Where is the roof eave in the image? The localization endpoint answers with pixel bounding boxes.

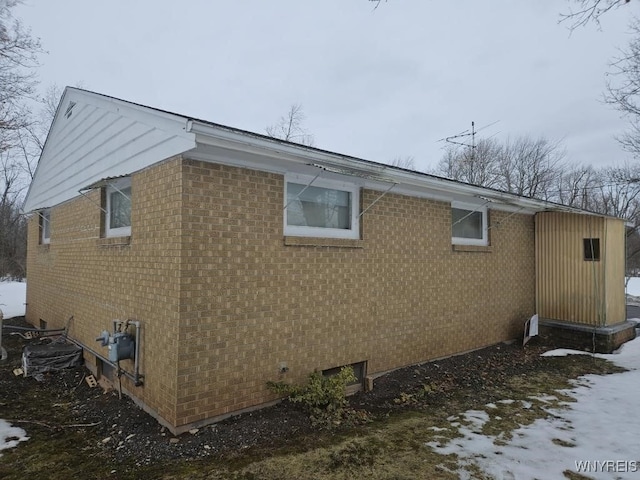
[187,119,598,216]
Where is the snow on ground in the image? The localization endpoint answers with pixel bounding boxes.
[0,280,26,319]
[626,277,640,297]
[0,420,28,457]
[0,280,27,455]
[428,338,640,479]
[2,278,639,470]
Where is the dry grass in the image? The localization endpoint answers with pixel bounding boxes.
[0,342,623,480]
[162,355,621,480]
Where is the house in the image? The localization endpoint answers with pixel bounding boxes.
[23,87,635,434]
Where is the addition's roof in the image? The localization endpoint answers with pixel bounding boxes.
[22,87,613,218]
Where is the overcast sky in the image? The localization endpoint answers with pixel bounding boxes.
[15,0,636,172]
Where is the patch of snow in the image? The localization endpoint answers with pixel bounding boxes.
[428,426,448,432]
[541,348,593,358]
[626,277,640,297]
[428,336,640,479]
[461,410,489,432]
[527,395,558,404]
[0,281,28,455]
[0,280,26,319]
[0,420,29,456]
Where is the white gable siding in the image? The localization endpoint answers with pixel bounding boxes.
[23,88,196,212]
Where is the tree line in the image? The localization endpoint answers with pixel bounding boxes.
[434,135,640,274]
[3,0,640,279]
[0,1,57,279]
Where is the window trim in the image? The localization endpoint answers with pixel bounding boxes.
[451,201,488,246]
[105,178,132,238]
[284,174,360,240]
[40,209,51,245]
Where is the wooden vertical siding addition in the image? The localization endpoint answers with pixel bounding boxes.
[536,212,625,326]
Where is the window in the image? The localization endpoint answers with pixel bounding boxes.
[584,238,600,261]
[323,361,366,394]
[40,209,51,244]
[284,174,360,239]
[451,202,488,246]
[105,178,131,237]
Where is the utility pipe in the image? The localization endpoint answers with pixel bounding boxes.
[66,334,144,386]
[112,319,143,386]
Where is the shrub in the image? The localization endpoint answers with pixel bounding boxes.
[267,366,357,427]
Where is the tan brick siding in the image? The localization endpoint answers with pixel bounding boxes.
[27,157,536,430]
[175,159,535,427]
[26,156,184,426]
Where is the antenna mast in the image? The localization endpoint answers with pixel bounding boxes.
[438,120,500,160]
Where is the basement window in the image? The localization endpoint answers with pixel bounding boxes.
[451,202,488,246]
[584,238,600,261]
[284,174,360,239]
[105,178,132,237]
[322,361,366,394]
[40,209,51,244]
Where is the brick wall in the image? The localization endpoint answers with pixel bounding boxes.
[26,156,536,431]
[175,159,536,427]
[26,156,184,426]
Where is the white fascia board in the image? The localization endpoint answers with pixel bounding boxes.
[188,120,590,216]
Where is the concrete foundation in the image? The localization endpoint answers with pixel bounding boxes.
[538,319,637,354]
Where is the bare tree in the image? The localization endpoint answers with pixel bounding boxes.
[0,0,43,279]
[13,83,63,180]
[0,148,28,279]
[435,138,502,188]
[389,155,416,170]
[591,163,640,218]
[0,0,43,153]
[496,137,566,200]
[436,135,567,201]
[265,103,315,146]
[560,0,632,30]
[554,164,598,210]
[626,225,640,275]
[600,20,640,159]
[370,0,633,25]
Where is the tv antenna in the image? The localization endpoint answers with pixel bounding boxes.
[438,120,500,160]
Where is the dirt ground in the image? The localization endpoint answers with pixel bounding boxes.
[0,317,624,479]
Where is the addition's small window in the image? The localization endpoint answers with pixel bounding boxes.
[451,202,488,246]
[105,178,131,237]
[40,209,51,244]
[584,238,600,261]
[284,174,360,239]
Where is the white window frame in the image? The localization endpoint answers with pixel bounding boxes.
[284,173,360,240]
[40,209,51,245]
[105,178,132,238]
[451,201,488,246]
